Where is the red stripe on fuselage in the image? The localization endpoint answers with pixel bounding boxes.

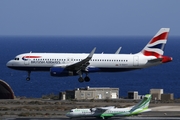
[150,32,168,44]
[24,56,41,58]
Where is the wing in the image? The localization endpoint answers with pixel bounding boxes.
[53,47,96,72]
[66,47,96,71]
[94,106,115,111]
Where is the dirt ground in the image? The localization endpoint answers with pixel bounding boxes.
[0,98,180,118]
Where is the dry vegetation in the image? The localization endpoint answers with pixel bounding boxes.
[0,94,179,117]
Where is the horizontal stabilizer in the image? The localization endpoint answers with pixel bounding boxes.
[148,58,162,63]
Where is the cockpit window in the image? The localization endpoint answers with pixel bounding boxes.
[70,110,73,112]
[14,58,19,60]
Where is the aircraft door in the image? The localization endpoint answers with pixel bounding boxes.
[24,56,31,65]
[24,59,31,65]
[133,56,139,66]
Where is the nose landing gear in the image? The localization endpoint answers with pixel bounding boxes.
[26,71,31,81]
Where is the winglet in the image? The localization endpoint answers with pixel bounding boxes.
[88,47,96,58]
[115,47,122,54]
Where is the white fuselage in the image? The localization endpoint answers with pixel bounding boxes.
[66,107,150,118]
[7,52,158,72]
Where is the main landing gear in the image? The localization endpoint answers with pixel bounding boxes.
[78,76,90,83]
[78,72,90,83]
[26,71,31,81]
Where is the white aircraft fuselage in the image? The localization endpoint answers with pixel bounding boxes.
[8,53,156,71]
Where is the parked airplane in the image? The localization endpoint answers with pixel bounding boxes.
[6,28,172,82]
[66,94,152,119]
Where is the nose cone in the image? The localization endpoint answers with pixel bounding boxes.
[66,112,70,117]
[6,60,14,68]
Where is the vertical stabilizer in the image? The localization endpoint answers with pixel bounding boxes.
[130,94,151,113]
[141,28,170,58]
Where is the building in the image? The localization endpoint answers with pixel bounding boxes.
[161,93,174,101]
[128,91,138,99]
[150,89,163,100]
[60,86,119,100]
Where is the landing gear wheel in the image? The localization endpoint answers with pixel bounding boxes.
[78,77,84,83]
[26,77,30,81]
[84,76,90,82]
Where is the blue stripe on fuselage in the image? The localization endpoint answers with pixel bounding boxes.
[7,66,139,73]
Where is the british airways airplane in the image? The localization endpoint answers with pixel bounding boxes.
[6,28,172,82]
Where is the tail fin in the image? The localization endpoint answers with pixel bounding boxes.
[130,94,151,113]
[141,28,170,58]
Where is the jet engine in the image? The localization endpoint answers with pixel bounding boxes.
[50,67,76,77]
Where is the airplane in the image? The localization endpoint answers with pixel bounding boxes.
[66,94,152,119]
[6,28,172,82]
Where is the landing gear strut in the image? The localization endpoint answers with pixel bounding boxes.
[77,71,90,83]
[26,71,31,81]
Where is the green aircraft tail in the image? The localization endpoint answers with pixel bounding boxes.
[130,94,151,114]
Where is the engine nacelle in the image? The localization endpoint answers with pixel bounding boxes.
[50,67,76,77]
[90,108,97,112]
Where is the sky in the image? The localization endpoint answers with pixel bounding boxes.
[0,0,180,36]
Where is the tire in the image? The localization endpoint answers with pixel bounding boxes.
[78,77,84,83]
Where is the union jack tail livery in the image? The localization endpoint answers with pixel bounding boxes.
[139,28,172,63]
[141,28,170,57]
